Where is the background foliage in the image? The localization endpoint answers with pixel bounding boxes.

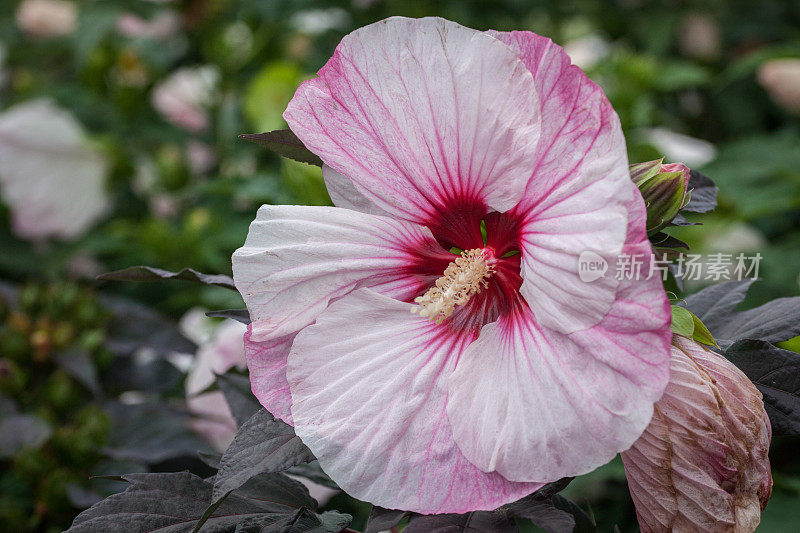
[1,0,799,531]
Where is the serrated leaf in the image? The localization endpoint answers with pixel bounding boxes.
[551,495,597,533]
[318,511,354,533]
[213,409,315,501]
[66,472,331,533]
[683,280,753,329]
[98,266,236,290]
[240,130,323,167]
[682,169,718,213]
[286,461,339,490]
[103,402,211,463]
[684,280,800,348]
[365,507,409,533]
[504,479,582,533]
[724,339,800,436]
[198,451,222,470]
[216,371,262,427]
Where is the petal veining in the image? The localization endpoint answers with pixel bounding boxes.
[284,17,541,223]
[287,288,543,513]
[447,242,671,482]
[232,204,442,341]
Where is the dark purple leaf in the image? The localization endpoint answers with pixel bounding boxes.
[98,266,236,290]
[683,169,718,213]
[725,339,800,436]
[240,130,323,167]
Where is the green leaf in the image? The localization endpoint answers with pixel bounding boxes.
[243,62,303,133]
[240,129,323,167]
[670,305,695,338]
[691,313,717,347]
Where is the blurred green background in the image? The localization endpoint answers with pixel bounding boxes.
[1,0,799,531]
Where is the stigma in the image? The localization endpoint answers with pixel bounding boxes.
[412,248,496,325]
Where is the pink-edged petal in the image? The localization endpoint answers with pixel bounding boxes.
[621,336,772,533]
[232,205,439,341]
[518,203,627,333]
[322,165,389,217]
[488,31,638,332]
[447,243,671,482]
[284,17,540,223]
[244,324,295,425]
[286,288,542,514]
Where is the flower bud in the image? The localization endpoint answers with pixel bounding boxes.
[621,336,772,533]
[630,159,690,235]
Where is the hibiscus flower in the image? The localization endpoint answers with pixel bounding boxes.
[233,16,672,513]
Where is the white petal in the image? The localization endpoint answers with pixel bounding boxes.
[287,289,541,514]
[232,204,438,341]
[0,99,109,240]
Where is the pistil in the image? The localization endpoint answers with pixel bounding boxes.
[412,248,496,325]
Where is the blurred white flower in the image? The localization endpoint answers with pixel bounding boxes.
[116,10,181,41]
[642,127,717,167]
[714,222,766,254]
[758,58,800,115]
[0,99,110,241]
[15,0,76,38]
[564,35,610,70]
[152,66,218,133]
[678,13,721,61]
[290,8,350,35]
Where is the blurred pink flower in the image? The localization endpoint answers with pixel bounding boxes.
[116,11,181,40]
[758,58,800,115]
[151,66,218,133]
[233,17,672,513]
[0,99,109,241]
[186,140,217,175]
[15,0,76,38]
[621,335,772,533]
[679,14,721,61]
[184,316,338,505]
[185,319,247,452]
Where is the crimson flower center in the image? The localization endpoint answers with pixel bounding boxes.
[412,248,497,324]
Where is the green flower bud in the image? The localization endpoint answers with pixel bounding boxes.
[630,158,691,235]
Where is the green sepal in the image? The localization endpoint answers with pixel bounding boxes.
[670,305,718,347]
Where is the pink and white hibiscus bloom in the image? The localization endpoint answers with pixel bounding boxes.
[233,17,672,514]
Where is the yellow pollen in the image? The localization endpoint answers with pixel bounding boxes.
[411,248,496,325]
